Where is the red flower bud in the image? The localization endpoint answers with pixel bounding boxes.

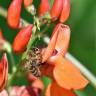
[59,0,70,23]
[50,0,63,21]
[0,53,8,91]
[7,0,22,28]
[13,25,33,53]
[38,0,50,16]
[24,0,33,7]
[0,29,3,39]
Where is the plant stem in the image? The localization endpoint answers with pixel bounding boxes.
[0,7,7,18]
[9,53,16,73]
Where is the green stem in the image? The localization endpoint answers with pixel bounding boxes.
[9,53,16,73]
[7,64,20,87]
[0,7,7,18]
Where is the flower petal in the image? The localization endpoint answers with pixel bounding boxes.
[24,0,33,7]
[0,29,3,39]
[7,0,22,28]
[59,0,70,23]
[45,84,51,96]
[40,63,54,77]
[53,56,89,90]
[46,82,76,96]
[13,25,33,53]
[38,0,50,16]
[32,79,44,90]
[42,23,70,62]
[27,72,38,82]
[50,0,63,21]
[42,26,59,63]
[0,53,8,91]
[55,24,70,56]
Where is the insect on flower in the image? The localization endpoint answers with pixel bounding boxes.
[21,47,42,77]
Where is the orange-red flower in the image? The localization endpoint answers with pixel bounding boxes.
[13,25,33,53]
[38,0,50,16]
[59,0,70,23]
[46,82,76,96]
[40,23,88,96]
[50,0,70,22]
[38,0,70,23]
[50,0,63,21]
[24,0,33,7]
[7,0,22,28]
[0,53,8,91]
[0,29,3,39]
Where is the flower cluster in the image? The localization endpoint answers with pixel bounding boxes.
[0,0,89,96]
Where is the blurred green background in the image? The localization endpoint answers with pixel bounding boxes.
[0,0,96,95]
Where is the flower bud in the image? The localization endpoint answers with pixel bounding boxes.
[59,0,70,23]
[50,0,63,21]
[7,0,22,28]
[13,25,33,53]
[38,0,50,16]
[0,29,3,39]
[0,53,8,91]
[24,0,33,7]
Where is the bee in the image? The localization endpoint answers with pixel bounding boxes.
[21,47,42,77]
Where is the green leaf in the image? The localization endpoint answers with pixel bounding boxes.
[49,0,54,9]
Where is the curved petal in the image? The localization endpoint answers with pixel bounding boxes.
[13,25,33,53]
[38,0,50,16]
[55,24,70,56]
[42,27,59,63]
[27,72,38,82]
[40,63,54,77]
[0,29,3,39]
[50,0,63,21]
[45,84,51,96]
[46,82,76,96]
[7,0,22,28]
[24,0,33,7]
[32,79,44,90]
[52,56,88,90]
[0,53,8,91]
[59,0,70,23]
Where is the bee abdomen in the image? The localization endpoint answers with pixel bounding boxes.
[30,66,41,77]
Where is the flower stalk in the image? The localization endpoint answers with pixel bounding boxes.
[0,6,96,91]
